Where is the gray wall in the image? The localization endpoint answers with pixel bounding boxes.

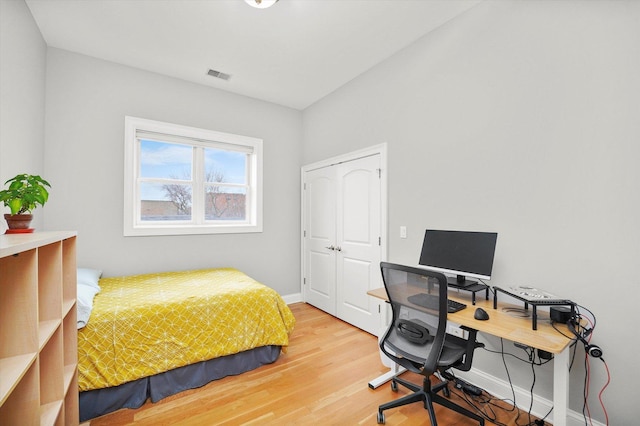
[303,0,638,423]
[3,0,638,422]
[42,48,303,296]
[0,0,47,231]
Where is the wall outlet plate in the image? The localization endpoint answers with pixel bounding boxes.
[448,324,467,339]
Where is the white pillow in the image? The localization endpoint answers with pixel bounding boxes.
[77,268,102,329]
[77,268,102,290]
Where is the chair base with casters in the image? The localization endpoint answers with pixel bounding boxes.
[376,371,485,425]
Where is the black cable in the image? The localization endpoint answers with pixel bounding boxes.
[449,382,550,426]
[532,404,554,426]
[551,321,574,340]
[514,343,550,426]
[526,348,554,426]
[527,357,536,426]
[450,338,560,426]
[470,291,602,425]
[483,345,553,366]
[499,338,526,425]
[447,382,509,426]
[552,321,580,371]
[499,338,519,408]
[582,352,589,425]
[575,303,597,331]
[445,369,523,426]
[442,343,524,426]
[501,339,560,426]
[482,346,536,364]
[571,302,603,425]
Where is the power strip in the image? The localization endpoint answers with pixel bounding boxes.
[462,383,483,396]
[453,378,483,396]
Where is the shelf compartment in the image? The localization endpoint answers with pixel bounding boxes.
[63,364,76,394]
[0,352,37,405]
[63,298,76,319]
[64,370,79,425]
[62,237,77,304]
[38,242,63,321]
[0,249,38,359]
[41,400,64,426]
[63,309,78,369]
[39,319,62,351]
[0,361,40,425]
[40,327,64,407]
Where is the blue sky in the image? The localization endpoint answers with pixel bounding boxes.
[140,140,246,200]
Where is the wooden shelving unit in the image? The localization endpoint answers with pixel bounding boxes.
[0,231,78,426]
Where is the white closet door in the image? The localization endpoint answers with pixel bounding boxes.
[335,154,382,335]
[303,165,337,315]
[303,152,383,335]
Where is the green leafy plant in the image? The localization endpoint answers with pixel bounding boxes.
[0,174,51,215]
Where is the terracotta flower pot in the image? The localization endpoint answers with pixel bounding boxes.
[4,213,34,232]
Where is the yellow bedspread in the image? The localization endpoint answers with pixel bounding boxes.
[78,268,295,391]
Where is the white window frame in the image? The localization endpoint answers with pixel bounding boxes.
[124,116,263,236]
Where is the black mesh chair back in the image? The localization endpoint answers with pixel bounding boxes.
[377,262,484,425]
[379,262,450,376]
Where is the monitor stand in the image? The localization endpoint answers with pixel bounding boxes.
[445,276,490,305]
[448,274,477,288]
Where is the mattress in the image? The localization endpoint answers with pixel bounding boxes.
[77,267,295,391]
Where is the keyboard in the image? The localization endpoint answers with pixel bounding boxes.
[446,299,467,313]
[407,293,467,313]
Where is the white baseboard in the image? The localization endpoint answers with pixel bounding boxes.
[282,292,303,305]
[455,368,605,426]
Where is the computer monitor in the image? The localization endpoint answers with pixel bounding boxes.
[418,229,498,287]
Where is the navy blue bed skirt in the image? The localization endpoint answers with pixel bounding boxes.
[79,345,282,421]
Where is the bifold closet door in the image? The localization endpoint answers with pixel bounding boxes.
[303,165,337,315]
[303,154,382,335]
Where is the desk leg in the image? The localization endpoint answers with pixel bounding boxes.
[368,302,406,389]
[553,346,570,426]
[368,363,406,389]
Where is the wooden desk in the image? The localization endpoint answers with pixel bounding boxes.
[367,287,574,426]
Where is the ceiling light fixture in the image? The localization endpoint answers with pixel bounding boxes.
[244,0,279,9]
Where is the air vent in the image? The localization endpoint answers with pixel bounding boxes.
[207,69,232,81]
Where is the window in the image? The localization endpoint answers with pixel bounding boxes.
[124,116,263,236]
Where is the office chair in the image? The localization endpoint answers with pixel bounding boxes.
[376,262,485,425]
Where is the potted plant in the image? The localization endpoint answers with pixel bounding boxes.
[0,173,51,233]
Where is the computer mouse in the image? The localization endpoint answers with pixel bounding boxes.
[474,307,490,321]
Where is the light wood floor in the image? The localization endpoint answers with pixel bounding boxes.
[86,303,540,426]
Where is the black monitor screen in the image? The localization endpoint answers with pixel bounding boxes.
[419,229,498,287]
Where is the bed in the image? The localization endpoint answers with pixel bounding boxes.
[77,267,295,421]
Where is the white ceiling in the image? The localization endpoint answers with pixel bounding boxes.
[25,0,481,110]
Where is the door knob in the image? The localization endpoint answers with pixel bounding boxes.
[325,245,336,251]
[335,246,342,252]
